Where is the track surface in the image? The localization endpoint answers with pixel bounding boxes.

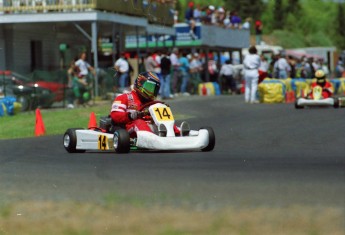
[0,95,344,208]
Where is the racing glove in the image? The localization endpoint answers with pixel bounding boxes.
[128,111,140,120]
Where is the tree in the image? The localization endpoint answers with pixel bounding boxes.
[285,0,302,16]
[335,3,345,49]
[273,0,284,30]
[223,0,265,21]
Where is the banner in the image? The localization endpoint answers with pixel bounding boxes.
[126,23,202,49]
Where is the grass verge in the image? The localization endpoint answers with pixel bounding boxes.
[0,202,344,235]
[0,103,111,140]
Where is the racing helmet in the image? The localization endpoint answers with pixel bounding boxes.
[315,69,326,84]
[134,72,160,101]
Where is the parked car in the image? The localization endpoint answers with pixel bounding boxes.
[0,71,56,111]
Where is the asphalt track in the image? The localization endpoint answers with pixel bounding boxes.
[0,95,344,209]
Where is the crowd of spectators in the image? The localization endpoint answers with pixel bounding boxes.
[263,52,331,80]
[116,48,241,99]
[180,1,256,31]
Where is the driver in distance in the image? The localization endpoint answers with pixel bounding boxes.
[307,69,333,99]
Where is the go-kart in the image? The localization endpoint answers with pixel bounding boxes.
[63,101,215,153]
[295,85,339,109]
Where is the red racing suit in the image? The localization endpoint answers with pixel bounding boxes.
[308,81,333,99]
[110,90,152,137]
[110,90,181,137]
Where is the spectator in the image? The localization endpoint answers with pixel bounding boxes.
[114,52,130,92]
[75,52,96,82]
[273,52,291,79]
[219,59,236,94]
[170,47,181,95]
[153,50,162,81]
[268,54,278,78]
[242,17,252,30]
[71,65,88,107]
[258,54,269,83]
[66,59,77,108]
[179,51,190,96]
[294,58,303,78]
[193,4,202,22]
[255,20,263,45]
[189,52,203,94]
[185,2,196,39]
[300,56,310,78]
[216,7,226,26]
[144,51,159,73]
[320,60,329,78]
[75,52,95,100]
[243,45,261,103]
[230,10,242,29]
[306,57,316,78]
[287,56,297,78]
[205,5,215,25]
[207,53,218,82]
[173,10,179,24]
[335,58,344,78]
[159,50,173,99]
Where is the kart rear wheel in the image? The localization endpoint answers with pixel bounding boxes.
[333,97,339,108]
[200,127,215,152]
[63,128,86,153]
[294,99,304,109]
[113,129,130,153]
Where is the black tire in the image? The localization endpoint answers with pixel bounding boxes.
[113,129,130,153]
[17,96,31,111]
[294,99,304,109]
[200,127,215,152]
[333,97,339,108]
[63,128,86,153]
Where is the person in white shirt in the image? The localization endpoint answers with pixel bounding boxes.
[219,59,236,94]
[170,47,181,95]
[243,45,261,103]
[273,52,291,79]
[114,52,130,92]
[75,52,96,79]
[74,52,95,102]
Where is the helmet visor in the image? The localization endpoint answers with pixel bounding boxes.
[142,80,159,99]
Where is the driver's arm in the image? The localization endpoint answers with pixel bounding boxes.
[110,95,131,124]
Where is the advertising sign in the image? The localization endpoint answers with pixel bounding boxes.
[125,23,202,49]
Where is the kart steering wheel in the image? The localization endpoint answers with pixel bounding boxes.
[138,100,165,112]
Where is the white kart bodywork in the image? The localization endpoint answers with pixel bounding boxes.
[73,129,210,151]
[296,97,334,107]
[64,102,215,153]
[295,85,337,109]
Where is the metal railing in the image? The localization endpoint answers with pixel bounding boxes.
[0,0,175,25]
[0,0,95,13]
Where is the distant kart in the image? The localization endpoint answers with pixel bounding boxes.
[295,85,339,109]
[63,101,215,154]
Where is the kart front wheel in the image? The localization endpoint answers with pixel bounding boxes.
[113,129,130,153]
[200,127,215,152]
[63,128,86,153]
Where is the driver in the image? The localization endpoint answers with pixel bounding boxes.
[308,69,333,99]
[110,72,162,137]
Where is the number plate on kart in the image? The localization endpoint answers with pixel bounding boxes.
[98,135,109,150]
[153,107,174,121]
[312,86,322,100]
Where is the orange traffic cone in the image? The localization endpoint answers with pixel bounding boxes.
[88,112,97,129]
[35,108,46,136]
